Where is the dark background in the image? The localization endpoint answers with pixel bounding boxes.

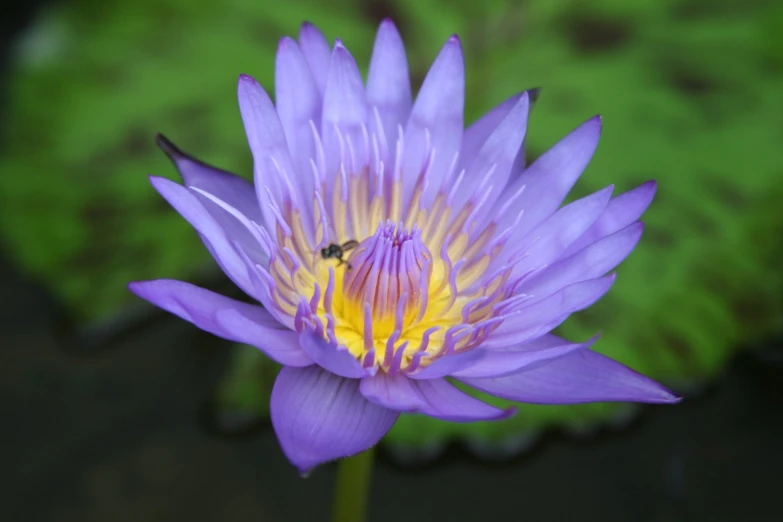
[2,0,782,521]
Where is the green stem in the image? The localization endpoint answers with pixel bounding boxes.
[330,448,375,522]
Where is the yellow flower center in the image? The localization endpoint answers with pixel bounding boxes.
[263,163,515,373]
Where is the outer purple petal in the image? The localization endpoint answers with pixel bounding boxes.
[156,134,263,225]
[460,88,539,173]
[237,75,299,230]
[275,37,320,191]
[149,176,261,300]
[298,22,331,95]
[407,348,487,379]
[452,336,596,379]
[459,348,681,404]
[402,36,464,207]
[298,329,369,378]
[128,280,311,366]
[367,19,411,153]
[496,116,602,239]
[154,135,268,268]
[359,374,513,422]
[563,180,656,257]
[510,186,613,278]
[322,42,370,181]
[484,275,616,349]
[271,365,398,473]
[453,92,530,221]
[518,222,644,300]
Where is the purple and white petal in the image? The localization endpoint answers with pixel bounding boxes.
[149,176,263,300]
[156,134,263,224]
[275,37,321,194]
[298,329,370,378]
[484,275,616,349]
[460,87,539,174]
[509,185,613,278]
[452,92,530,222]
[518,222,643,300]
[402,36,464,207]
[359,373,513,421]
[321,42,370,184]
[496,116,602,238]
[452,335,597,379]
[407,348,487,379]
[271,365,398,473]
[367,19,411,154]
[298,22,331,95]
[155,135,268,267]
[563,180,656,256]
[237,75,300,230]
[128,279,311,366]
[461,92,523,167]
[460,348,681,404]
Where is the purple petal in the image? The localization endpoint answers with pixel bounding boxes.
[367,19,412,152]
[402,36,464,207]
[322,42,370,180]
[518,222,644,300]
[459,348,681,404]
[496,116,602,238]
[483,275,616,349]
[275,37,320,194]
[460,88,539,173]
[128,279,311,366]
[149,176,261,300]
[155,135,268,268]
[298,22,331,94]
[359,374,513,422]
[453,336,596,378]
[407,348,487,379]
[237,75,299,230]
[156,134,263,224]
[510,186,613,278]
[563,180,656,257]
[455,92,530,222]
[298,329,369,378]
[271,365,398,473]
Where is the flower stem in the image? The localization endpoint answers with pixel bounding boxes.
[330,448,375,522]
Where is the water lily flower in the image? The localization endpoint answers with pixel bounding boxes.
[129,19,680,473]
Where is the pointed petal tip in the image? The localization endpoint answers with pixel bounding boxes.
[641,179,657,195]
[634,220,645,233]
[528,87,541,104]
[147,174,165,186]
[379,17,398,29]
[334,38,345,50]
[154,133,179,157]
[237,74,262,94]
[127,281,143,296]
[278,36,296,50]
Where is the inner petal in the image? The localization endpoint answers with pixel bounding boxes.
[342,221,432,336]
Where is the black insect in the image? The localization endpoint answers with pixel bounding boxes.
[320,240,359,269]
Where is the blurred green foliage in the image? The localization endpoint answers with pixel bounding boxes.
[1,0,781,458]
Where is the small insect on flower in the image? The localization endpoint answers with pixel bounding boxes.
[130,19,681,475]
[320,240,359,269]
